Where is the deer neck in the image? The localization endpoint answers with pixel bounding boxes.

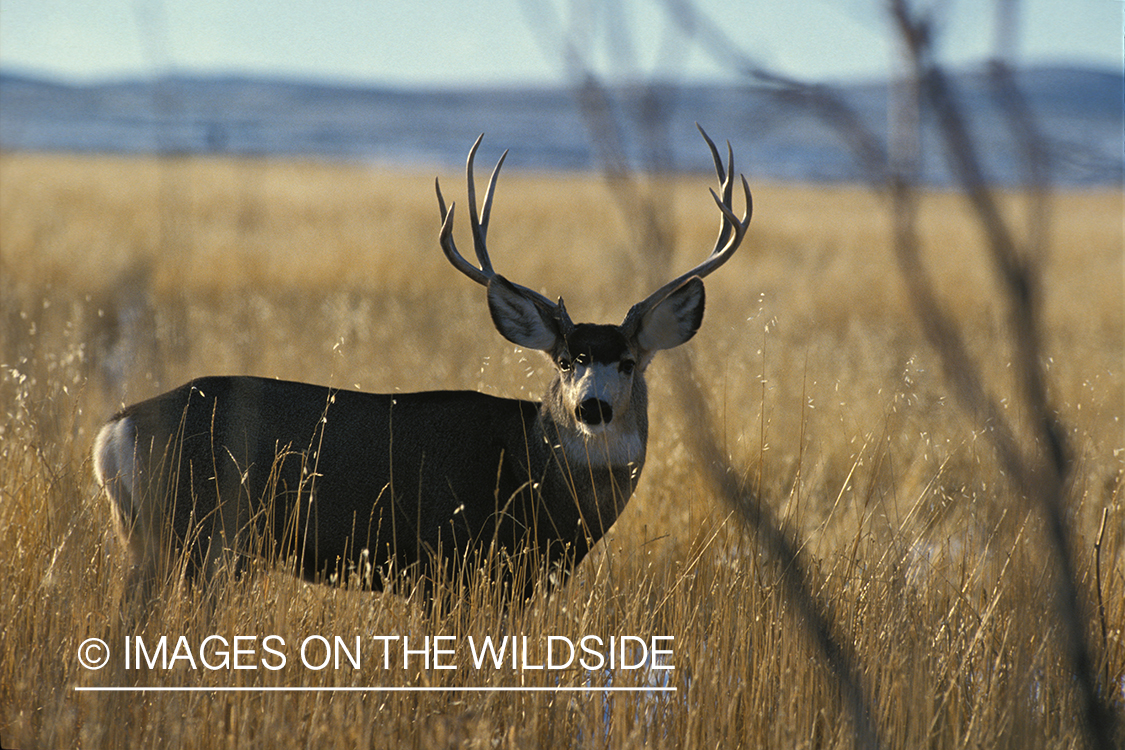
[534,378,648,538]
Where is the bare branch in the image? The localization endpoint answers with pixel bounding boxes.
[889,0,1118,744]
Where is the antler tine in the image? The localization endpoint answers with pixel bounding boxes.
[437,136,558,312]
[697,123,739,257]
[709,173,753,256]
[697,123,726,184]
[437,181,489,286]
[466,134,509,275]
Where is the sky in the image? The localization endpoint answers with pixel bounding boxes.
[0,0,1120,87]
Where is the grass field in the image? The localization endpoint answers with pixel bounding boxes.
[0,152,1122,748]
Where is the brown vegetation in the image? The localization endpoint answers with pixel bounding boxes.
[1,152,1121,748]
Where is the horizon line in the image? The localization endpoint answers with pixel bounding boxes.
[1,57,1116,92]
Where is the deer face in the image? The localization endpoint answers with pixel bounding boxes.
[540,323,646,469]
[551,324,637,432]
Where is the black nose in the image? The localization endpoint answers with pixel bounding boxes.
[577,398,613,426]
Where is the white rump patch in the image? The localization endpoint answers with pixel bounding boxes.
[93,417,139,518]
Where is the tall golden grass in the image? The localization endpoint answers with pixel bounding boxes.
[1,152,1121,748]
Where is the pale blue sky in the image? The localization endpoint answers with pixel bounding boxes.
[0,0,1120,86]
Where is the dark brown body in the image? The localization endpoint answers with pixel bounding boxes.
[96,374,641,595]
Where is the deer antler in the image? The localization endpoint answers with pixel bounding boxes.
[621,125,752,335]
[437,135,560,316]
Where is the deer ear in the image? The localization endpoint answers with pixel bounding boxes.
[633,277,705,354]
[487,276,561,351]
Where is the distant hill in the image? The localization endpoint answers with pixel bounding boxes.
[0,66,1120,185]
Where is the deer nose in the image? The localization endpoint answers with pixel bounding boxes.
[577,398,612,426]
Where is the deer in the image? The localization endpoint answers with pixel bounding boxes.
[92,126,752,602]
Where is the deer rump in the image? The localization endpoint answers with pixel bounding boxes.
[97,375,615,597]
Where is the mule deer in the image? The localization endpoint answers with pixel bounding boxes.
[92,126,751,600]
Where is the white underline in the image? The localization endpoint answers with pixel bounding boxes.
[75,686,676,693]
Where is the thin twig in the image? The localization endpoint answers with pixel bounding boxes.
[1093,506,1109,689]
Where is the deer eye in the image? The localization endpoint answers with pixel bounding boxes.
[619,359,636,375]
[558,357,573,372]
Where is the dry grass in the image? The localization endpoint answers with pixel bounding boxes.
[1,152,1122,748]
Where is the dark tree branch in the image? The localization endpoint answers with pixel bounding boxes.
[889,1,1118,745]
